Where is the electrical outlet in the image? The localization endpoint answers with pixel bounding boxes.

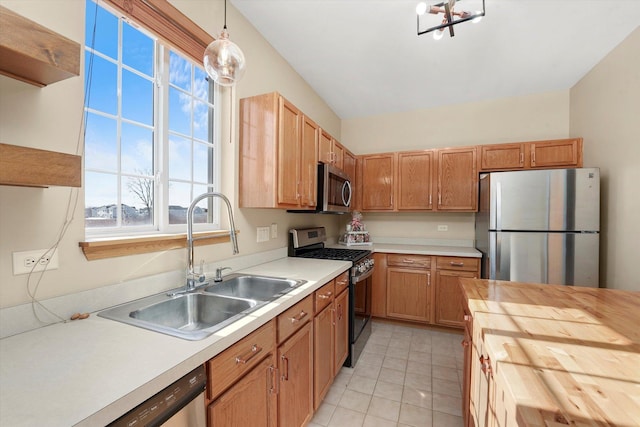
[13,249,59,275]
[270,223,278,239]
[437,225,448,232]
[256,226,270,242]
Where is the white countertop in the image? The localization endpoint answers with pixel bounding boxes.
[0,257,350,427]
[370,243,481,258]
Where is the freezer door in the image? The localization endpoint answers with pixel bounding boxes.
[489,168,600,232]
[489,231,599,287]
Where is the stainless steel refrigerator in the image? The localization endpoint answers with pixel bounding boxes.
[475,168,600,287]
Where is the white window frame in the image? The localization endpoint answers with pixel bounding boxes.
[84,0,221,238]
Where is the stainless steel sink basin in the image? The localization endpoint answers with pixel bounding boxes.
[99,292,259,340]
[204,274,306,301]
[98,274,306,340]
[131,293,256,330]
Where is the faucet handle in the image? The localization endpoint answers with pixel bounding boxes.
[197,260,206,283]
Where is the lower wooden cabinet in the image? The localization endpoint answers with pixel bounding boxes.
[208,354,278,426]
[462,310,473,427]
[334,289,349,373]
[434,257,480,328]
[278,323,313,427]
[313,292,334,409]
[386,267,431,322]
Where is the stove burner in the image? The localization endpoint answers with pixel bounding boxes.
[297,248,370,262]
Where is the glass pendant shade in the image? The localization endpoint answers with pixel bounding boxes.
[203,28,246,87]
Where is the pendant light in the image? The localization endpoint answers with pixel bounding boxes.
[203,0,246,86]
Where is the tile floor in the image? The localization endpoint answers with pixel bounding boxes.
[309,320,465,427]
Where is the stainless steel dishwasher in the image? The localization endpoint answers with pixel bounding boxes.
[108,365,206,427]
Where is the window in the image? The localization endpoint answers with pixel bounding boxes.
[83,0,219,237]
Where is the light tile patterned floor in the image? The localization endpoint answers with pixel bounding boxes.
[309,320,465,427]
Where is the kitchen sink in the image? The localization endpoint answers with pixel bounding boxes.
[204,274,305,301]
[98,273,306,340]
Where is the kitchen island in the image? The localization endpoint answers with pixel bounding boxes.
[460,278,640,426]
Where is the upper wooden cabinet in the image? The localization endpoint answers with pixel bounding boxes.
[360,153,395,211]
[319,131,344,169]
[239,92,318,210]
[479,138,583,171]
[437,146,478,211]
[0,6,80,87]
[397,150,434,211]
[359,147,476,212]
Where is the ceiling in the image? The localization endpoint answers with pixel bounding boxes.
[230,0,640,119]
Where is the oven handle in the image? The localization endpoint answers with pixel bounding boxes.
[351,267,374,283]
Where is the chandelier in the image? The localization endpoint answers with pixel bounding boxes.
[416,0,485,40]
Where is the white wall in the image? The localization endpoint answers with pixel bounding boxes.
[570,28,640,291]
[0,0,341,309]
[340,90,571,241]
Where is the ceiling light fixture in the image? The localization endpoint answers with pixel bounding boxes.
[416,0,485,39]
[203,0,246,86]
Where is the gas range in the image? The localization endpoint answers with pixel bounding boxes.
[289,226,374,368]
[288,228,374,281]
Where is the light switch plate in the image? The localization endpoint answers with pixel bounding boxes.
[270,223,278,239]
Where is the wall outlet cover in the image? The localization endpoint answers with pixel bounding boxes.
[437,225,448,232]
[13,249,59,275]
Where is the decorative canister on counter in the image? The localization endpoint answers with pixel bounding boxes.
[339,211,372,246]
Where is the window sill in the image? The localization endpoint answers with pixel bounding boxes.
[79,230,239,261]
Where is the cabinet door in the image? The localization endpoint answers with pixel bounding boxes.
[332,139,344,169]
[386,267,430,322]
[371,253,387,318]
[209,354,277,427]
[397,150,434,210]
[361,153,395,211]
[278,97,302,206]
[530,138,582,169]
[434,270,477,328]
[319,130,333,164]
[334,289,349,373]
[313,303,334,409]
[478,143,525,171]
[437,147,477,212]
[300,115,319,208]
[278,323,313,427]
[343,150,356,181]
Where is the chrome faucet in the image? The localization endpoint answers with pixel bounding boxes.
[185,192,239,291]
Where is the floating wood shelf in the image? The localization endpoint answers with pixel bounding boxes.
[0,143,81,188]
[0,5,80,87]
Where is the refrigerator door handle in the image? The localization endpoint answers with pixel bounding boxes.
[496,233,501,274]
[496,182,502,230]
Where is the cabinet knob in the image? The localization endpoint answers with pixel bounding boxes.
[464,314,471,321]
[461,340,470,347]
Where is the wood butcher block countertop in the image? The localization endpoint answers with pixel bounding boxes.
[460,278,640,427]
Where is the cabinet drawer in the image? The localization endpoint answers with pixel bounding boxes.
[207,319,276,400]
[335,271,349,295]
[277,295,313,344]
[315,280,335,313]
[436,256,479,272]
[387,254,431,268]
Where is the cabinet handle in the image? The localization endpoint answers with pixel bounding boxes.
[449,261,465,267]
[429,194,432,206]
[464,314,471,321]
[290,310,308,323]
[531,151,536,165]
[427,272,431,286]
[332,307,336,326]
[402,259,415,263]
[337,304,342,321]
[318,291,333,299]
[269,365,278,394]
[438,193,442,206]
[480,355,491,374]
[520,152,524,164]
[235,344,262,364]
[281,355,289,381]
[461,340,470,348]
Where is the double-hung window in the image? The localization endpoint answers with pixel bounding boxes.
[83,0,220,237]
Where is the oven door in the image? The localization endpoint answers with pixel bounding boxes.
[319,163,351,213]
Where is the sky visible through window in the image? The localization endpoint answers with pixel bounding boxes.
[84,0,216,231]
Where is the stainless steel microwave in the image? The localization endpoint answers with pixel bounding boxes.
[289,163,352,214]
